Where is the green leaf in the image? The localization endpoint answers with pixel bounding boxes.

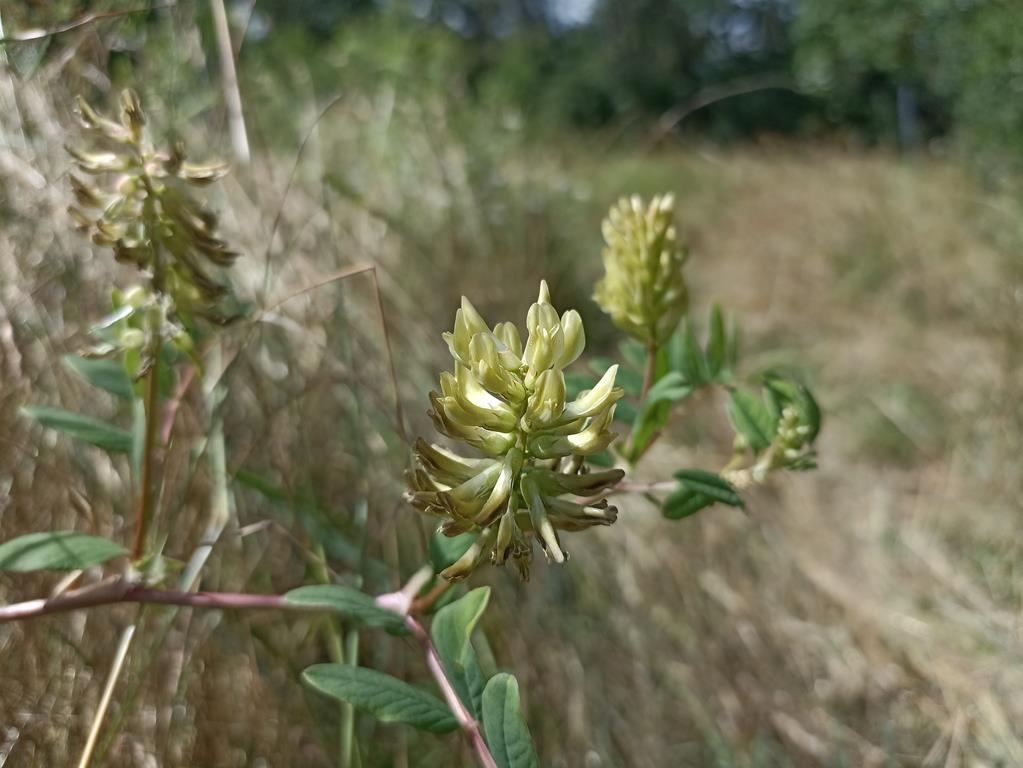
[763,375,822,443]
[284,585,407,634]
[682,322,709,386]
[588,357,642,397]
[643,371,691,406]
[662,488,718,520]
[428,530,476,573]
[667,327,686,374]
[21,405,133,454]
[799,385,822,442]
[234,468,292,504]
[706,304,726,375]
[726,390,776,452]
[673,469,744,507]
[432,587,489,667]
[613,400,638,426]
[615,367,644,398]
[564,372,596,400]
[663,470,744,520]
[628,372,691,460]
[432,587,490,719]
[618,339,647,371]
[482,673,540,768]
[788,456,818,471]
[585,450,614,468]
[303,664,458,734]
[0,531,127,572]
[62,355,133,399]
[727,319,742,369]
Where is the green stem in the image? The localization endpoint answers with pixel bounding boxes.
[627,341,660,464]
[640,341,658,401]
[131,332,161,559]
[312,543,351,766]
[342,630,362,768]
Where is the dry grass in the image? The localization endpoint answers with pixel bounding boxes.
[1,17,1022,768]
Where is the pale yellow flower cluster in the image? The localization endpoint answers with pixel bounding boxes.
[408,282,624,580]
[593,194,688,346]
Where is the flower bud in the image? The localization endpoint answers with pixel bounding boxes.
[594,193,689,345]
[172,329,195,354]
[122,285,149,309]
[558,310,585,368]
[119,328,145,349]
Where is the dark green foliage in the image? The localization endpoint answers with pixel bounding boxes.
[727,389,777,453]
[303,664,459,734]
[662,470,743,520]
[482,674,540,768]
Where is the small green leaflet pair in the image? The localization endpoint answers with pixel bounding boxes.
[20,350,187,457]
[663,469,744,520]
[4,355,145,573]
[289,585,539,768]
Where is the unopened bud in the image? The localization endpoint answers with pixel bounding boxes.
[594,193,688,345]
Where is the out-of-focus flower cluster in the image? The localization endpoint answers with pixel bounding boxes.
[68,89,238,326]
[726,378,821,487]
[594,194,688,346]
[86,285,198,381]
[407,282,625,580]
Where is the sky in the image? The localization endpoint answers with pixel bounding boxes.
[550,0,597,27]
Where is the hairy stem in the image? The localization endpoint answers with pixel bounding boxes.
[404,615,498,768]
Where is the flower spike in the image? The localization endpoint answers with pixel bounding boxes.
[407,282,625,580]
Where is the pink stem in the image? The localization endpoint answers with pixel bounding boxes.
[161,364,196,446]
[405,615,498,768]
[0,579,296,622]
[0,584,501,767]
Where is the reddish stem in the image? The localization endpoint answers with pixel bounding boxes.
[160,363,196,446]
[405,615,498,768]
[0,580,295,622]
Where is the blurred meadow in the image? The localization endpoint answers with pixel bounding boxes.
[1,1,1023,766]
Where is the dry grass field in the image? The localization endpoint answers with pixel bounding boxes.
[1,33,1022,768]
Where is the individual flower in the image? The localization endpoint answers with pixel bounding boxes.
[407,281,625,580]
[67,89,238,322]
[593,193,688,346]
